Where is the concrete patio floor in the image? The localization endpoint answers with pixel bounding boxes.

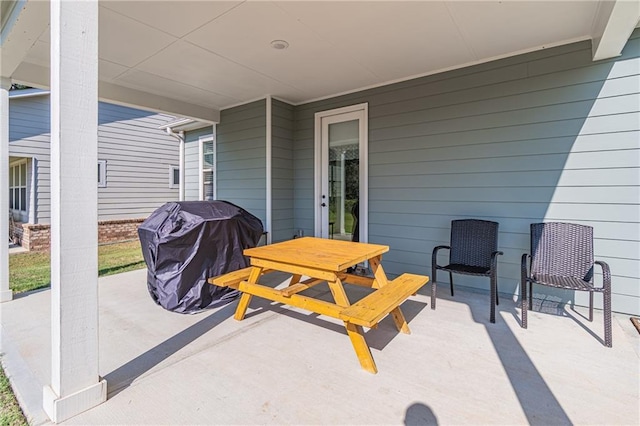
[1,268,638,425]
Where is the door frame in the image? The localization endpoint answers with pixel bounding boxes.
[313,102,368,242]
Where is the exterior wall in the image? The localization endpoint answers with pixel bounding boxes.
[8,95,50,223]
[293,33,640,314]
[8,93,179,223]
[184,127,213,201]
[271,99,295,242]
[216,100,267,227]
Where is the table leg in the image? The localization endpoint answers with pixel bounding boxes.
[390,307,411,334]
[345,322,377,374]
[233,266,263,321]
[368,256,388,288]
[288,274,302,286]
[234,293,253,321]
[370,255,410,333]
[327,277,350,307]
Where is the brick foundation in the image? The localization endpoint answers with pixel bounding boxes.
[15,218,146,251]
[98,218,146,245]
[17,223,50,251]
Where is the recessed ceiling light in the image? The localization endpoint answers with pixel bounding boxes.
[270,40,289,50]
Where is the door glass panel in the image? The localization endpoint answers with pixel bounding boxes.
[328,120,359,241]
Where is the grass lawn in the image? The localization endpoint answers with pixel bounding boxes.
[9,240,146,293]
[0,364,28,426]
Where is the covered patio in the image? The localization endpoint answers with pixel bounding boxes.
[1,1,639,423]
[2,269,639,424]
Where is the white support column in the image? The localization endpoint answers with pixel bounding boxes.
[265,96,272,244]
[591,0,640,61]
[339,150,346,235]
[0,77,13,303]
[179,131,185,201]
[212,124,217,201]
[43,1,106,423]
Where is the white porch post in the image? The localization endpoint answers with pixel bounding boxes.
[43,1,106,423]
[0,77,13,303]
[179,132,185,201]
[339,150,346,235]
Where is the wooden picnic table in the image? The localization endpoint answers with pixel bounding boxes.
[208,237,429,374]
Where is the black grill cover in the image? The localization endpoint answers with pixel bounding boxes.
[138,201,264,314]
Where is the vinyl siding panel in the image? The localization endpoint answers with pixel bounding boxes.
[8,94,179,222]
[216,100,267,226]
[8,95,51,223]
[271,99,295,242]
[293,32,640,315]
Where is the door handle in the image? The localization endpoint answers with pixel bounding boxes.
[321,203,326,207]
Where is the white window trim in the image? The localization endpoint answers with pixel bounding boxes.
[9,159,28,214]
[169,165,180,189]
[98,160,107,188]
[198,133,215,201]
[314,102,368,243]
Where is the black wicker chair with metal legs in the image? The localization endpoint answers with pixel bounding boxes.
[521,222,612,347]
[431,219,503,323]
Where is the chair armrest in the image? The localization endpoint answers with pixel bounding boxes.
[432,245,450,267]
[490,250,503,269]
[595,260,611,290]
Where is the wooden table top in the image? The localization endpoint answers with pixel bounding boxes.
[244,237,389,272]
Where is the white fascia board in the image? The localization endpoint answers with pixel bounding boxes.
[159,117,212,132]
[159,118,194,129]
[8,88,49,99]
[11,62,220,123]
[99,82,219,124]
[0,0,49,77]
[591,0,640,61]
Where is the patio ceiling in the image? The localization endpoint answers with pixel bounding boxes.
[2,1,639,122]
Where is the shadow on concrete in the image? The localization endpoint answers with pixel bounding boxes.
[404,402,439,426]
[104,302,237,398]
[449,284,573,425]
[528,295,607,346]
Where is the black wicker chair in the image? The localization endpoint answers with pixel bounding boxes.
[431,219,503,323]
[521,222,612,347]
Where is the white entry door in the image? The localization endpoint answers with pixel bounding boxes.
[314,103,368,242]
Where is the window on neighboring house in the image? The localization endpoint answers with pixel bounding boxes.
[98,160,107,187]
[9,161,27,213]
[169,165,180,188]
[202,139,214,201]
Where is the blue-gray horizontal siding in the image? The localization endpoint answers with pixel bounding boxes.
[7,95,50,224]
[184,127,213,201]
[216,100,267,227]
[8,95,179,222]
[294,32,640,315]
[271,99,295,242]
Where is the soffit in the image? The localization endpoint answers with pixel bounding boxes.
[12,1,609,112]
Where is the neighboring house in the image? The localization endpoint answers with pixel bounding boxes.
[175,31,640,316]
[8,88,180,250]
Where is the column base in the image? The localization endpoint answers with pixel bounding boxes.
[43,378,107,423]
[0,289,13,302]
